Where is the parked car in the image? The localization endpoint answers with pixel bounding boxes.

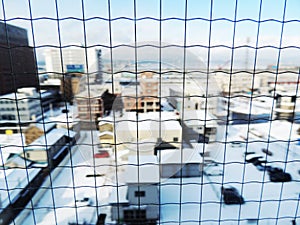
[265,165,292,182]
[221,186,245,205]
[268,170,292,182]
[68,195,95,225]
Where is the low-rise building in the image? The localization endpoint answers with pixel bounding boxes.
[75,83,121,129]
[110,155,159,224]
[75,89,104,127]
[21,128,76,168]
[123,72,160,113]
[48,105,80,141]
[217,94,274,124]
[274,91,300,121]
[24,122,56,145]
[158,148,203,178]
[215,71,261,95]
[99,111,182,155]
[0,88,42,122]
[60,73,86,104]
[184,110,218,143]
[167,79,218,115]
[0,132,26,165]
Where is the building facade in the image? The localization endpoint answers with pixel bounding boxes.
[44,47,86,77]
[44,47,99,79]
[110,156,159,225]
[0,22,38,95]
[0,88,42,122]
[60,73,86,104]
[123,72,160,113]
[75,90,104,126]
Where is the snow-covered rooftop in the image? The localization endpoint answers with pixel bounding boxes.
[126,155,159,184]
[28,128,76,149]
[184,110,218,127]
[158,148,203,164]
[0,133,26,165]
[0,167,41,212]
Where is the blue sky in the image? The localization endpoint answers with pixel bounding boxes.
[0,0,299,68]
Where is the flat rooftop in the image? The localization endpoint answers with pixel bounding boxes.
[126,155,159,184]
[158,148,203,164]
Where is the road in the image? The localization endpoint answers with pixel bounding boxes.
[20,130,116,225]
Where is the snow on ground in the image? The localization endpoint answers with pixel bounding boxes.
[19,122,300,225]
[20,131,116,225]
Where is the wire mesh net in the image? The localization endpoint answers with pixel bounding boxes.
[0,0,299,224]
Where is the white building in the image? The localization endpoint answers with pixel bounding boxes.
[99,111,182,155]
[218,95,274,125]
[0,88,42,122]
[167,77,219,115]
[158,148,203,178]
[0,132,26,165]
[44,47,98,77]
[184,110,218,143]
[274,91,300,121]
[215,71,262,94]
[110,155,159,224]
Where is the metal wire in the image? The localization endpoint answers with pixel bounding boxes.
[0,0,299,225]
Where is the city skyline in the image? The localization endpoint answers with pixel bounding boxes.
[0,1,300,224]
[0,0,299,68]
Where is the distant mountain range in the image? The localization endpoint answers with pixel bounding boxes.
[101,41,206,70]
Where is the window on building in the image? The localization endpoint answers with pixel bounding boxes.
[124,210,135,220]
[134,191,146,197]
[0,1,299,225]
[136,210,146,220]
[124,209,146,221]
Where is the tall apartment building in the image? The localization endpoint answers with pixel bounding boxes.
[0,22,38,95]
